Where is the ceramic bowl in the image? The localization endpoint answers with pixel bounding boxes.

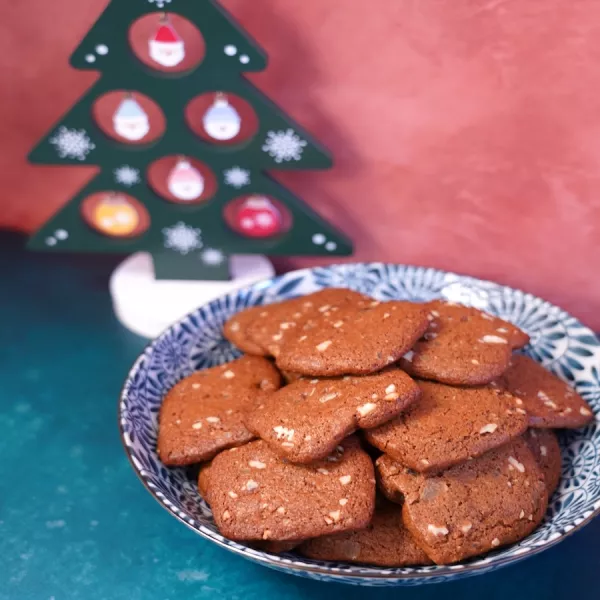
[119,264,600,585]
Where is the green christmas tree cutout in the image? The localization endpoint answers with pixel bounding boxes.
[28,0,352,280]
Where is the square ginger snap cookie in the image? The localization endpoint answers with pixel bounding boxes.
[365,380,528,473]
[204,437,375,542]
[157,356,281,465]
[244,367,421,463]
[401,300,529,386]
[494,354,594,428]
[299,498,432,566]
[275,301,430,377]
[241,288,369,357]
[376,438,548,565]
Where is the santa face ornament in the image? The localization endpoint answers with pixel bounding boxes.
[203,96,241,141]
[113,97,150,142]
[149,22,185,68]
[167,160,205,201]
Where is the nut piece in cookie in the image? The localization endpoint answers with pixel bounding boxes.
[244,367,420,463]
[245,288,369,356]
[376,438,548,565]
[494,354,594,428]
[400,300,529,386]
[299,498,432,566]
[205,437,375,542]
[524,429,562,496]
[158,356,281,465]
[366,380,528,473]
[276,301,430,377]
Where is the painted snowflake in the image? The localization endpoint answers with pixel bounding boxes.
[114,165,141,187]
[163,222,203,255]
[262,129,307,163]
[147,0,172,8]
[223,167,250,189]
[201,248,226,266]
[50,126,95,161]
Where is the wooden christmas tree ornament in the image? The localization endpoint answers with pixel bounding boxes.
[27,0,353,336]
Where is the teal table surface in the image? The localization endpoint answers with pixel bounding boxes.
[2,231,599,600]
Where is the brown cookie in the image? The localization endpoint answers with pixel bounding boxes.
[400,300,529,386]
[524,429,562,496]
[198,464,301,553]
[253,540,300,554]
[365,380,528,473]
[494,354,594,428]
[205,437,375,542]
[299,498,432,566]
[376,438,548,565]
[198,462,212,498]
[244,367,421,463]
[246,288,369,356]
[198,462,301,554]
[276,301,430,377]
[223,305,269,355]
[157,356,281,465]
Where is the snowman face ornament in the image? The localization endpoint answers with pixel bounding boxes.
[113,114,150,141]
[112,97,151,142]
[203,97,241,141]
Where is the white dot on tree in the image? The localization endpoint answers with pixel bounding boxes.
[46,237,57,246]
[325,242,337,251]
[55,229,69,240]
[224,45,237,56]
[96,44,108,55]
[239,55,250,64]
[312,233,326,245]
[85,54,96,63]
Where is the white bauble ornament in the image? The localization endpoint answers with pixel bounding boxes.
[113,97,150,141]
[203,95,241,141]
[167,160,204,201]
[149,23,185,68]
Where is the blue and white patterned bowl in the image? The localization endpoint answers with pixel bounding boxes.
[119,264,600,586]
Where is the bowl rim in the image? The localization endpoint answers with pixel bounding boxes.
[118,262,600,582]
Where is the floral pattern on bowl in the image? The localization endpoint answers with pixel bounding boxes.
[119,264,600,586]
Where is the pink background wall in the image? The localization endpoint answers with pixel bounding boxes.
[2,1,600,327]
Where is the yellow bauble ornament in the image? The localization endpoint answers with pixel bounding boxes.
[93,195,139,237]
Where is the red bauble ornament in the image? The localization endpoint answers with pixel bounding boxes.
[233,196,283,238]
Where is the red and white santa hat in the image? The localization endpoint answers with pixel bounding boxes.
[169,160,202,183]
[153,23,181,44]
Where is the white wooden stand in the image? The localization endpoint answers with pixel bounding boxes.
[110,252,274,338]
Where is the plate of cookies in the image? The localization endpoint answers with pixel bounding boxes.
[119,264,600,585]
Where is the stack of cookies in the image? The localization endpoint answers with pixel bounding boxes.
[157,289,594,566]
